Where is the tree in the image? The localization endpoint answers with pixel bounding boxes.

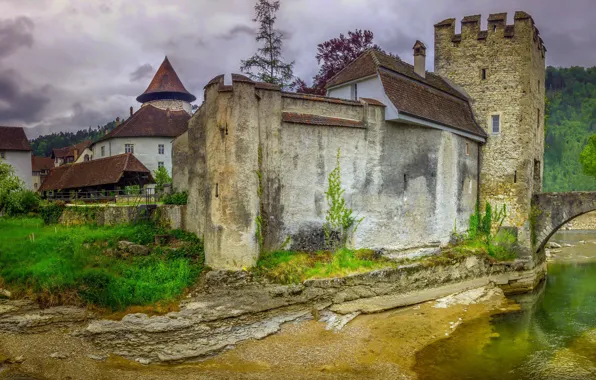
[240,0,294,89]
[294,30,394,95]
[153,166,172,193]
[580,135,596,179]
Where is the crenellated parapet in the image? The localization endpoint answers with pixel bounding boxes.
[434,11,546,58]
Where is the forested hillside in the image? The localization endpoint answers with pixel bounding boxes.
[29,120,118,157]
[544,66,596,192]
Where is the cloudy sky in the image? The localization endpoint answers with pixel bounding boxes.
[1,0,595,138]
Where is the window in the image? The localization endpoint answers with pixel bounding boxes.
[125,144,134,154]
[481,69,487,80]
[514,170,517,183]
[491,115,501,134]
[465,142,470,156]
[34,183,38,189]
[84,154,90,162]
[158,161,164,169]
[350,83,358,100]
[158,144,165,155]
[492,24,497,32]
[0,151,4,159]
[101,146,105,157]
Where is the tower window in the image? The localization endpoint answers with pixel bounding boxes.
[350,83,358,100]
[514,170,517,183]
[491,115,501,134]
[537,108,540,129]
[481,69,487,80]
[465,142,470,156]
[492,24,497,32]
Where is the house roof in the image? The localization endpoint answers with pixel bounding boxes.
[136,57,196,103]
[32,156,54,171]
[39,153,152,191]
[0,126,31,151]
[52,140,92,159]
[325,49,486,138]
[96,104,190,143]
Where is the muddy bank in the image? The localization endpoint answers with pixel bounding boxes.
[0,285,516,380]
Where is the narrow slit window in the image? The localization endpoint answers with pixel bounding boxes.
[514,170,517,183]
[465,142,470,156]
[482,69,487,80]
[492,24,497,32]
[404,174,408,191]
[351,83,358,100]
[215,183,219,198]
[537,108,540,129]
[491,115,501,134]
[225,123,228,135]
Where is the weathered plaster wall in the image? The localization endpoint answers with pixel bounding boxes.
[142,99,192,114]
[2,150,32,190]
[174,75,481,268]
[434,13,546,255]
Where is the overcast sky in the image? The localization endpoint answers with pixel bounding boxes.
[1,0,595,138]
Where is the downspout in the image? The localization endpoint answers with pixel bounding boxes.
[477,140,482,207]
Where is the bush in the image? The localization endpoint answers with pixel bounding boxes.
[162,191,188,205]
[40,201,65,224]
[4,190,40,216]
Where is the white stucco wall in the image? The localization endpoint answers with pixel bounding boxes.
[74,148,93,163]
[2,150,32,190]
[92,137,174,175]
[327,75,398,119]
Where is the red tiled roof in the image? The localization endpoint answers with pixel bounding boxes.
[360,98,386,106]
[136,57,196,103]
[39,153,152,191]
[97,105,189,142]
[324,49,485,138]
[32,156,54,171]
[282,112,364,128]
[0,126,31,151]
[379,70,486,138]
[52,140,91,159]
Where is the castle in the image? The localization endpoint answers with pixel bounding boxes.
[172,12,546,270]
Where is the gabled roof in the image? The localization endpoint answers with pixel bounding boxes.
[97,105,190,143]
[52,140,92,159]
[39,153,152,191]
[0,126,31,151]
[136,57,196,103]
[325,49,486,138]
[32,156,54,171]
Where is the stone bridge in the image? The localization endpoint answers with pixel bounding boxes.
[532,192,596,252]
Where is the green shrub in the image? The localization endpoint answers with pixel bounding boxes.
[162,191,188,205]
[124,185,141,195]
[154,166,172,193]
[4,190,40,216]
[40,202,65,224]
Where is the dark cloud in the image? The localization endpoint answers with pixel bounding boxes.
[0,68,50,123]
[129,63,154,82]
[221,25,256,40]
[0,16,34,60]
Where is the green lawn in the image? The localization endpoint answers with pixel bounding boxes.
[0,217,203,310]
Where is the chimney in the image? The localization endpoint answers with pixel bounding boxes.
[130,106,133,117]
[413,40,427,78]
[116,117,120,126]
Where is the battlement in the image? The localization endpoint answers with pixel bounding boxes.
[434,11,546,57]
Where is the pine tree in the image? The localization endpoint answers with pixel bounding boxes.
[241,0,294,89]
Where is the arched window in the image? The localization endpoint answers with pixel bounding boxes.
[84,154,90,161]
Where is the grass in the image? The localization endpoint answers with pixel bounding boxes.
[0,217,204,310]
[254,248,397,284]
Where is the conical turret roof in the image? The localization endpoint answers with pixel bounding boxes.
[136,57,196,103]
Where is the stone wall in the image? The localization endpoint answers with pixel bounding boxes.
[59,205,186,229]
[435,12,546,257]
[173,74,481,269]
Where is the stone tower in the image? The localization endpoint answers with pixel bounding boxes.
[434,12,546,255]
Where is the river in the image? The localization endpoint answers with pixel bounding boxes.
[414,230,596,380]
[1,231,595,380]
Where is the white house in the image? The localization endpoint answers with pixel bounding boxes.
[91,57,194,175]
[0,126,33,189]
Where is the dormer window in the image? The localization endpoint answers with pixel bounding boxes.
[350,83,358,100]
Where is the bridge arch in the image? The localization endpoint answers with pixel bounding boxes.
[532,192,596,253]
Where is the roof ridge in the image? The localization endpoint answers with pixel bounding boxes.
[325,49,375,88]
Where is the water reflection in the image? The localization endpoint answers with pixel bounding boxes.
[414,231,596,380]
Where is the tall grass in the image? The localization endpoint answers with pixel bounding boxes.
[0,217,203,310]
